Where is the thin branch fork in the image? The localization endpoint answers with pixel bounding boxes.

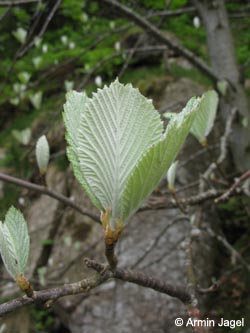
[0,259,192,316]
[214,169,250,203]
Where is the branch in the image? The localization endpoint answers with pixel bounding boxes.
[85,259,193,305]
[140,189,226,211]
[17,0,62,58]
[0,172,100,223]
[215,169,250,203]
[96,0,219,82]
[0,258,193,316]
[0,0,39,5]
[152,7,196,17]
[0,272,108,316]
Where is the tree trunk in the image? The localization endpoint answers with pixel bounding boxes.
[192,0,250,172]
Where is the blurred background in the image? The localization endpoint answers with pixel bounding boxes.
[0,1,250,332]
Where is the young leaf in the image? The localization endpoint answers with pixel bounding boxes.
[77,80,163,227]
[120,97,200,222]
[0,207,30,280]
[64,80,74,91]
[217,80,228,96]
[18,71,31,84]
[12,128,31,145]
[64,80,203,231]
[190,90,219,146]
[36,135,50,175]
[32,56,42,69]
[29,91,43,109]
[12,27,27,44]
[63,91,102,209]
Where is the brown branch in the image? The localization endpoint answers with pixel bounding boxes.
[0,272,108,316]
[1,258,193,316]
[141,189,226,211]
[152,7,196,17]
[96,0,219,82]
[85,259,193,305]
[0,172,100,223]
[214,169,250,203]
[0,0,39,5]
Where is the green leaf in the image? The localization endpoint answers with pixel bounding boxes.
[29,91,43,109]
[32,56,42,69]
[217,80,228,96]
[77,80,163,227]
[12,27,27,44]
[12,128,31,145]
[190,90,219,145]
[121,97,200,221]
[63,91,102,210]
[18,71,31,84]
[0,207,30,279]
[36,135,50,175]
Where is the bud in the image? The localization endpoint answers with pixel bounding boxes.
[36,135,50,175]
[193,16,200,29]
[167,160,178,192]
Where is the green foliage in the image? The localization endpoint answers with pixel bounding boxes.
[168,63,212,86]
[137,0,166,10]
[169,0,187,9]
[31,306,55,332]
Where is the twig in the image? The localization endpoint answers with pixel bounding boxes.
[78,45,168,89]
[0,0,39,5]
[199,108,237,193]
[141,188,227,211]
[17,0,62,58]
[0,5,10,20]
[96,0,219,82]
[0,172,100,223]
[205,227,250,273]
[214,169,250,203]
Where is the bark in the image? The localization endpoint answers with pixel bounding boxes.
[192,0,250,172]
